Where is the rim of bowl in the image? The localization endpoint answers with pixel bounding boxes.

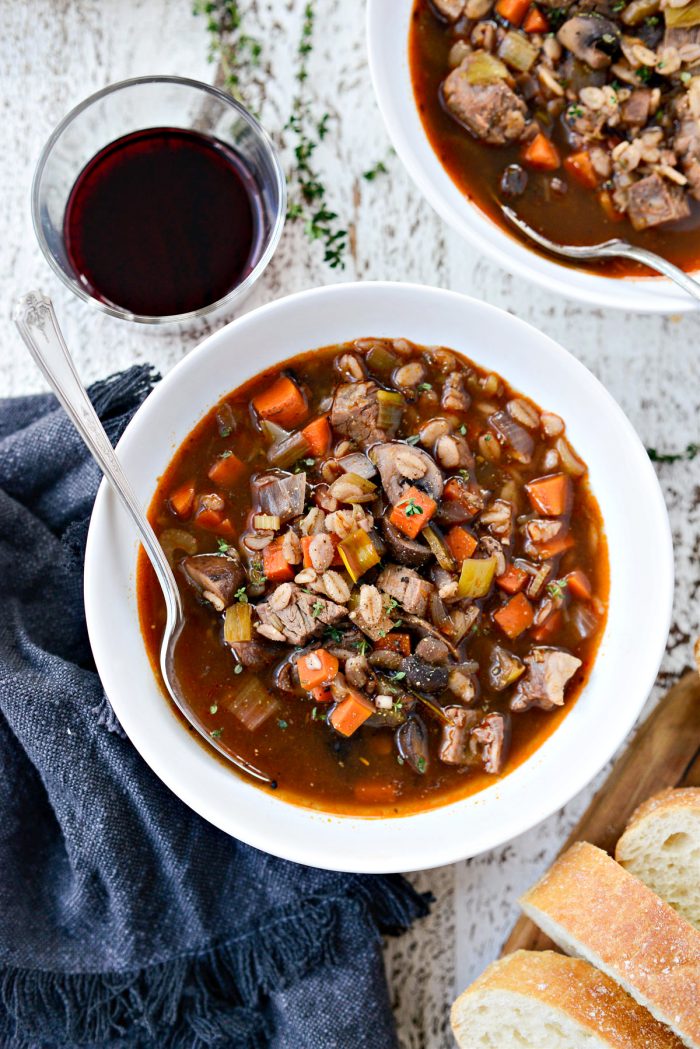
[84,281,673,871]
[31,75,287,326]
[365,3,699,315]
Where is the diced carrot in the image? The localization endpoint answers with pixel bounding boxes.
[208,452,246,488]
[262,537,295,583]
[302,415,331,457]
[521,132,561,172]
[525,473,571,517]
[538,532,575,560]
[496,0,531,25]
[297,649,340,690]
[353,781,398,804]
[330,691,374,737]
[445,525,478,563]
[493,592,534,639]
[565,568,592,601]
[531,608,563,642]
[443,476,480,520]
[496,564,528,594]
[252,375,308,429]
[598,189,625,223]
[310,684,333,703]
[564,151,600,191]
[389,486,437,540]
[301,533,342,568]
[522,4,549,31]
[196,507,224,531]
[169,481,195,519]
[374,632,412,656]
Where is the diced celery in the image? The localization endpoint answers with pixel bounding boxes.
[463,52,509,85]
[457,556,497,599]
[224,602,253,643]
[498,31,538,72]
[253,514,281,531]
[376,389,405,431]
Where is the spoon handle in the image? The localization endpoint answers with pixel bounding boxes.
[13,292,182,625]
[606,243,700,303]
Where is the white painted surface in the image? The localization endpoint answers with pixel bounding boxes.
[2,1,699,1046]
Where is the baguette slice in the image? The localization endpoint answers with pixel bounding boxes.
[520,842,700,1049]
[451,950,683,1049]
[615,788,700,931]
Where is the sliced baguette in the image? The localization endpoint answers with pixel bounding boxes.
[520,842,700,1049]
[451,950,683,1049]
[615,788,700,932]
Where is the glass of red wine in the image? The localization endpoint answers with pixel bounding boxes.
[32,76,286,326]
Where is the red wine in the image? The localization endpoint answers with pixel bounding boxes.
[64,127,264,317]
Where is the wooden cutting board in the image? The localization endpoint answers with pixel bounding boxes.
[501,669,700,956]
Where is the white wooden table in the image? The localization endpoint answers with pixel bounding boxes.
[3,2,700,1045]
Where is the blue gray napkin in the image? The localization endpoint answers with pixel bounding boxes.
[0,366,429,1049]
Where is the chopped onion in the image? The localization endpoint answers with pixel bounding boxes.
[338,528,381,582]
[338,452,376,479]
[260,419,289,445]
[254,472,306,522]
[488,411,534,464]
[224,603,252,643]
[421,524,456,571]
[159,528,197,566]
[570,602,598,640]
[226,676,280,731]
[267,430,311,469]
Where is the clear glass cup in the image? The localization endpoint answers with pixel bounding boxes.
[32,76,286,327]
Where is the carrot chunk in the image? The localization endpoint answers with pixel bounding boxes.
[442,476,480,520]
[169,481,195,519]
[522,5,549,31]
[521,132,561,172]
[297,649,340,691]
[302,416,331,457]
[196,507,224,531]
[564,151,600,190]
[525,473,571,516]
[330,691,374,737]
[389,486,437,540]
[531,608,563,642]
[493,592,534,639]
[253,375,307,429]
[374,632,412,656]
[565,568,592,601]
[310,684,333,704]
[496,564,528,594]
[496,0,532,25]
[445,525,478,563]
[537,532,575,560]
[262,536,295,583]
[208,452,246,488]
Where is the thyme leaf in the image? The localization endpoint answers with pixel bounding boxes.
[193,0,261,103]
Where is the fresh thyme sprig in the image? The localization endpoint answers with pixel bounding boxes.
[285,3,348,269]
[193,0,261,101]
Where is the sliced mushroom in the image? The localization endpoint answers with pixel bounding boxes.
[415,636,451,665]
[396,716,430,774]
[488,645,525,691]
[401,614,461,660]
[182,553,245,611]
[400,655,450,695]
[370,442,444,505]
[379,517,433,568]
[557,15,621,70]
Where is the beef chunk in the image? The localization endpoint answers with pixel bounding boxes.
[674,95,700,201]
[471,712,511,775]
[256,585,346,646]
[512,647,582,712]
[443,68,527,146]
[626,174,690,231]
[229,640,281,669]
[182,553,245,611]
[377,564,434,617]
[331,381,397,449]
[439,707,478,766]
[620,89,651,129]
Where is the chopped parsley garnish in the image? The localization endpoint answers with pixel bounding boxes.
[392,671,406,681]
[209,703,218,714]
[278,719,288,730]
[568,104,584,119]
[637,65,653,83]
[417,382,433,392]
[397,755,405,766]
[459,424,467,435]
[680,71,691,85]
[210,728,223,739]
[546,578,568,599]
[235,587,249,603]
[393,700,404,713]
[405,434,421,445]
[645,14,659,24]
[219,450,233,459]
[415,756,427,774]
[459,468,470,479]
[311,600,325,618]
[324,625,343,643]
[303,458,316,466]
[385,597,399,613]
[217,538,230,552]
[355,639,371,656]
[234,664,243,675]
[648,443,698,463]
[404,497,423,518]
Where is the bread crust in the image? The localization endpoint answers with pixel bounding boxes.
[520,842,700,1048]
[452,950,683,1049]
[615,787,700,857]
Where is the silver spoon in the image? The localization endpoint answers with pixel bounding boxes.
[501,206,700,304]
[13,291,274,786]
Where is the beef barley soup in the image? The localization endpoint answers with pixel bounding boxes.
[137,338,609,816]
[410,0,700,277]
